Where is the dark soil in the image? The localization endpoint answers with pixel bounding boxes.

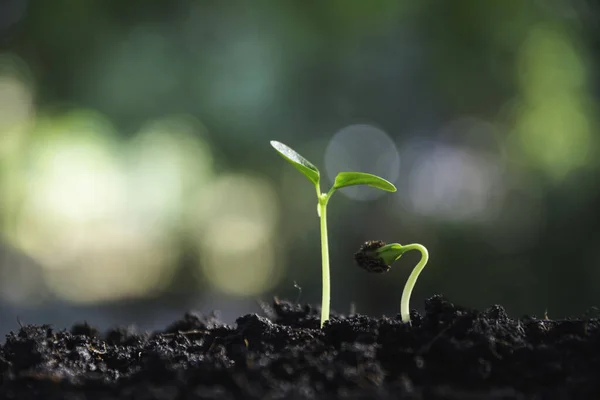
[1,295,599,399]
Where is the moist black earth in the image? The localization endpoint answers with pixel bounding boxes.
[1,295,599,399]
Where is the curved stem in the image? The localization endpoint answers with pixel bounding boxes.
[317,195,330,327]
[399,244,429,323]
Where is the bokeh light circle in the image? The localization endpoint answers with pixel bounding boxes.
[194,173,282,297]
[324,124,400,201]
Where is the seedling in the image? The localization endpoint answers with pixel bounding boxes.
[354,240,429,323]
[270,140,397,327]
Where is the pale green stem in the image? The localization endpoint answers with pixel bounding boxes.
[399,244,429,323]
[317,197,330,327]
[316,187,336,328]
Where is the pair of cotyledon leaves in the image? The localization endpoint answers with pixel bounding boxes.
[270,141,397,193]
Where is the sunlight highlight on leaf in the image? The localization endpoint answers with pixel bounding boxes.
[270,141,320,186]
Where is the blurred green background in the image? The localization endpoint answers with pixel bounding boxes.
[1,0,600,332]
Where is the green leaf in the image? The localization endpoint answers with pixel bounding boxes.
[375,243,405,265]
[333,172,397,192]
[270,141,320,186]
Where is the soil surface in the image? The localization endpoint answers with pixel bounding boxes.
[1,295,599,399]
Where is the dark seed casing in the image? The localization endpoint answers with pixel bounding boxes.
[354,240,391,273]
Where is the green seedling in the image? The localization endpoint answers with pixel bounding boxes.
[270,140,397,327]
[354,240,429,323]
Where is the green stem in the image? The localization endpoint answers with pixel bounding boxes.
[399,244,429,323]
[317,194,330,328]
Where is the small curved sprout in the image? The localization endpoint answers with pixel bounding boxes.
[354,240,429,323]
[271,140,396,327]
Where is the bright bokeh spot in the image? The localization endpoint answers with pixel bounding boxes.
[513,24,593,180]
[42,231,177,303]
[126,115,214,228]
[407,144,503,222]
[325,124,400,201]
[194,173,281,296]
[515,97,591,179]
[519,25,586,100]
[6,111,213,304]
[399,118,506,223]
[20,115,122,225]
